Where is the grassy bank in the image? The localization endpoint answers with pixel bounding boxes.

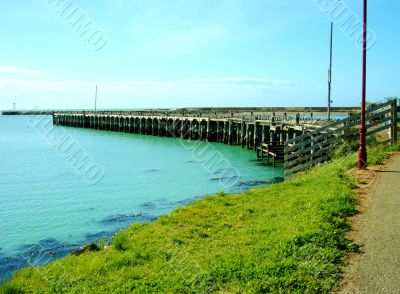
[2,145,398,294]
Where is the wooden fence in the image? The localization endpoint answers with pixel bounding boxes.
[284,100,398,177]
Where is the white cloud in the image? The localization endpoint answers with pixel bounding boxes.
[0,76,302,109]
[0,66,44,77]
[0,77,298,94]
[183,77,298,87]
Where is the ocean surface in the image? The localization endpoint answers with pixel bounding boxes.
[0,115,283,281]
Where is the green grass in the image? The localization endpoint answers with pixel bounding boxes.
[366,144,399,165]
[0,281,23,294]
[2,145,397,294]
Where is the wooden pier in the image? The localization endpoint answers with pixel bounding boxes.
[52,111,312,159]
[52,100,397,174]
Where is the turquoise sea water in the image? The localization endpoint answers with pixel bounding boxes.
[0,115,283,281]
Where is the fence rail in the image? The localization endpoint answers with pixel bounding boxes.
[284,100,398,177]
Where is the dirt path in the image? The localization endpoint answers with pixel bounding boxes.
[340,153,400,293]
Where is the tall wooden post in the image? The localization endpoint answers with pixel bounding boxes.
[241,119,245,148]
[253,121,258,150]
[391,99,398,145]
[228,120,233,144]
[236,123,240,145]
[223,121,226,144]
[216,122,219,142]
[189,121,193,140]
[206,119,211,141]
[245,123,249,148]
[265,126,270,143]
[181,119,185,139]
[261,125,265,143]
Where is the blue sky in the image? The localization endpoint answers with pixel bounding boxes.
[0,0,399,110]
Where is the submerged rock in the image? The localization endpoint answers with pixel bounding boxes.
[100,213,144,224]
[269,176,284,184]
[0,256,24,281]
[237,180,268,187]
[0,239,81,282]
[100,212,159,226]
[236,177,284,188]
[84,231,114,242]
[141,198,169,209]
[209,176,239,182]
[174,196,201,206]
[144,169,161,173]
[71,243,100,256]
[19,238,80,261]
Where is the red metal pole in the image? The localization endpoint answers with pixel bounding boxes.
[358,0,367,169]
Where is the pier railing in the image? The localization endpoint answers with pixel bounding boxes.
[284,100,398,177]
[54,110,349,125]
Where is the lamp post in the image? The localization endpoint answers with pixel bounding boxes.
[358,0,367,170]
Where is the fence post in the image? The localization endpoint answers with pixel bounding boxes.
[392,99,398,145]
[283,141,288,172]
